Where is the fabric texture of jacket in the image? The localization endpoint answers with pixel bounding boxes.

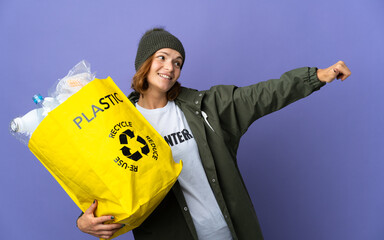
[126,67,325,240]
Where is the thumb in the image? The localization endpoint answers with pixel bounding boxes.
[333,68,341,79]
[84,200,97,215]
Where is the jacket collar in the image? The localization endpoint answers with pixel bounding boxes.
[127,87,205,110]
[127,91,140,104]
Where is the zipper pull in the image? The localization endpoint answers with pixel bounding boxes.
[201,111,214,132]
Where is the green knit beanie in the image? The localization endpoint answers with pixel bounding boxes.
[135,28,185,71]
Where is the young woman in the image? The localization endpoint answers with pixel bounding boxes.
[77,28,351,240]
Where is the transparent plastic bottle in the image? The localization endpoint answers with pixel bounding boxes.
[10,108,44,135]
[32,94,59,116]
[10,94,59,145]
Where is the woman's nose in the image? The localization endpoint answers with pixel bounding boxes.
[164,61,173,71]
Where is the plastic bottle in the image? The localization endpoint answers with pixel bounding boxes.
[32,94,59,116]
[10,94,59,145]
[10,108,44,136]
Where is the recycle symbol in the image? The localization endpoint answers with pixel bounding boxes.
[119,129,150,161]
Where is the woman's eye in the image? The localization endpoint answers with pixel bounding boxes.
[175,62,182,67]
[157,56,165,60]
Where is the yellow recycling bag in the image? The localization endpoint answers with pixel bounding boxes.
[28,77,182,239]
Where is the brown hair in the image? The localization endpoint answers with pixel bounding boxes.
[131,55,181,101]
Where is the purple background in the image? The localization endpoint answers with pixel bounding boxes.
[1,0,383,239]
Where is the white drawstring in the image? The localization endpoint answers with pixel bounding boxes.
[201,111,214,132]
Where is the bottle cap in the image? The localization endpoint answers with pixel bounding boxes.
[33,94,44,104]
[10,118,21,132]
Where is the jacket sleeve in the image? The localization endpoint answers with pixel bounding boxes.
[205,67,325,137]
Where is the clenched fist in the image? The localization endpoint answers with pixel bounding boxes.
[317,61,351,83]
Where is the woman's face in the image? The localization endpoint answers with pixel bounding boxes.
[146,48,183,95]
